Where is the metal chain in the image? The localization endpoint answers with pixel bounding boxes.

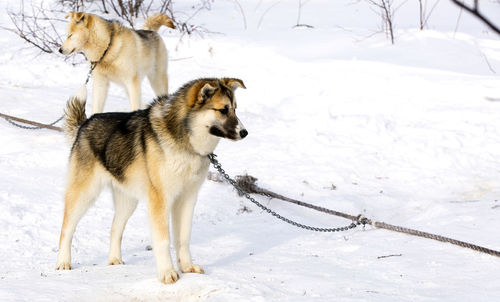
[208,153,359,232]
[3,114,64,130]
[85,63,96,85]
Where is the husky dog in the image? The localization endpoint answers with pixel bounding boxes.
[56,78,248,284]
[59,12,175,114]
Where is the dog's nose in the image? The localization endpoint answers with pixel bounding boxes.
[58,48,63,54]
[239,129,248,138]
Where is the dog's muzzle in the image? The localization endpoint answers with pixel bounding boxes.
[209,126,248,140]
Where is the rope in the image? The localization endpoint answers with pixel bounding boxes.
[0,112,63,132]
[370,221,500,257]
[209,154,500,258]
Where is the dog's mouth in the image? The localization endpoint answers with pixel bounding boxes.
[209,126,247,141]
[209,126,226,138]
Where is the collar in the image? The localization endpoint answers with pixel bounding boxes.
[85,25,115,84]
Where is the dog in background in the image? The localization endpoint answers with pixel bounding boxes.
[56,77,248,284]
[59,12,175,114]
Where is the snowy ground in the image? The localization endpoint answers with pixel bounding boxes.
[1,1,500,301]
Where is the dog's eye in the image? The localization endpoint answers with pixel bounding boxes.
[218,106,229,115]
[67,34,72,39]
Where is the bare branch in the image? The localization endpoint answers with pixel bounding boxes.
[422,0,441,29]
[258,1,281,30]
[450,0,500,35]
[2,0,210,57]
[5,1,64,54]
[233,0,247,30]
[293,0,314,29]
[366,0,396,44]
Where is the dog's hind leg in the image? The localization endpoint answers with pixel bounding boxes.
[125,76,142,111]
[147,69,168,97]
[56,164,102,270]
[172,186,204,274]
[148,41,168,97]
[92,75,109,114]
[108,187,138,265]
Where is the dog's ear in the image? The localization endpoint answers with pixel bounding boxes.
[188,81,217,108]
[197,83,217,106]
[223,78,246,90]
[75,12,86,24]
[65,12,86,23]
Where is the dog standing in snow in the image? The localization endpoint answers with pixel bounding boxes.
[56,77,248,284]
[59,12,175,113]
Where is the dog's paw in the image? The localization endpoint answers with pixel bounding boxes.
[181,264,205,274]
[158,269,179,284]
[56,261,72,270]
[108,258,124,265]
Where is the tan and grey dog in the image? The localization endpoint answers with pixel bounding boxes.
[56,78,248,284]
[59,12,175,113]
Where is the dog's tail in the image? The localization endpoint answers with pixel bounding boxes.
[64,86,87,143]
[143,13,176,31]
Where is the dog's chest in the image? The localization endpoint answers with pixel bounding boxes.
[163,152,209,181]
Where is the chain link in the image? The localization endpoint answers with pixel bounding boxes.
[208,153,359,233]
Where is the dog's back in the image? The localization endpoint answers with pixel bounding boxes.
[64,93,155,181]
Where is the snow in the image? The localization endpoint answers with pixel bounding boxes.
[1,0,500,301]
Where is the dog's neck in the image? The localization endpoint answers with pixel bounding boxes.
[150,99,221,157]
[83,17,114,63]
[188,119,221,156]
[183,109,221,156]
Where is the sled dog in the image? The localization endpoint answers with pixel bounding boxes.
[59,12,175,114]
[56,78,248,284]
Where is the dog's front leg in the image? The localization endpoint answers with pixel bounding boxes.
[172,187,204,274]
[147,185,178,284]
[92,74,109,114]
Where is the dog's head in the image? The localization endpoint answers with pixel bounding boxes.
[188,78,248,141]
[59,12,91,55]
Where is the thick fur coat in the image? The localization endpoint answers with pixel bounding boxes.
[56,78,248,284]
